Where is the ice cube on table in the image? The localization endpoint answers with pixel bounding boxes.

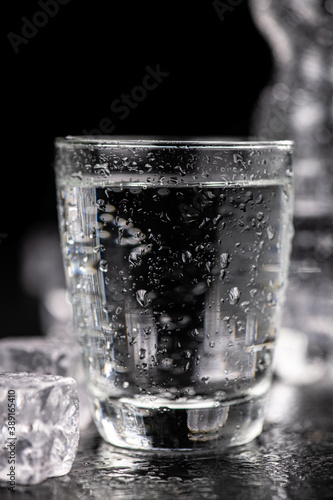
[0,372,79,485]
[0,337,92,429]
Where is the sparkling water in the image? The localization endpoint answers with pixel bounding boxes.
[57,179,293,451]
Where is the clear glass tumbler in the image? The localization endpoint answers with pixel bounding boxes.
[54,137,293,453]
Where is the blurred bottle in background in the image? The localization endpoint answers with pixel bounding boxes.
[249,0,333,384]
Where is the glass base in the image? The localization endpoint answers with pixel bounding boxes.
[91,395,266,455]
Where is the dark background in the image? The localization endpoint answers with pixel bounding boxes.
[2,0,272,337]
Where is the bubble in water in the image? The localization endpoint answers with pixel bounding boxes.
[229,287,240,305]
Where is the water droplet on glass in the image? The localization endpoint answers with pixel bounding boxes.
[136,289,150,307]
[257,212,264,221]
[89,228,97,239]
[99,259,108,272]
[182,250,193,263]
[96,199,106,211]
[213,214,222,225]
[139,348,146,359]
[256,194,263,204]
[168,176,178,185]
[199,218,210,229]
[220,253,230,269]
[267,225,276,240]
[94,244,105,253]
[229,287,240,305]
[118,227,124,244]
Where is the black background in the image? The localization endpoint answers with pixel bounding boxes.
[2,0,272,337]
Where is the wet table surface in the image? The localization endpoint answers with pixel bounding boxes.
[2,378,333,500]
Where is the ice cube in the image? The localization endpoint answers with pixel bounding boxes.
[0,337,91,429]
[0,372,79,485]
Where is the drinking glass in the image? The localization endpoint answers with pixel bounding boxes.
[54,137,293,453]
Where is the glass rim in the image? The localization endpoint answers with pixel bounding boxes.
[55,136,294,150]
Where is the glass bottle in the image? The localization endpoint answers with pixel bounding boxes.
[249,0,333,384]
